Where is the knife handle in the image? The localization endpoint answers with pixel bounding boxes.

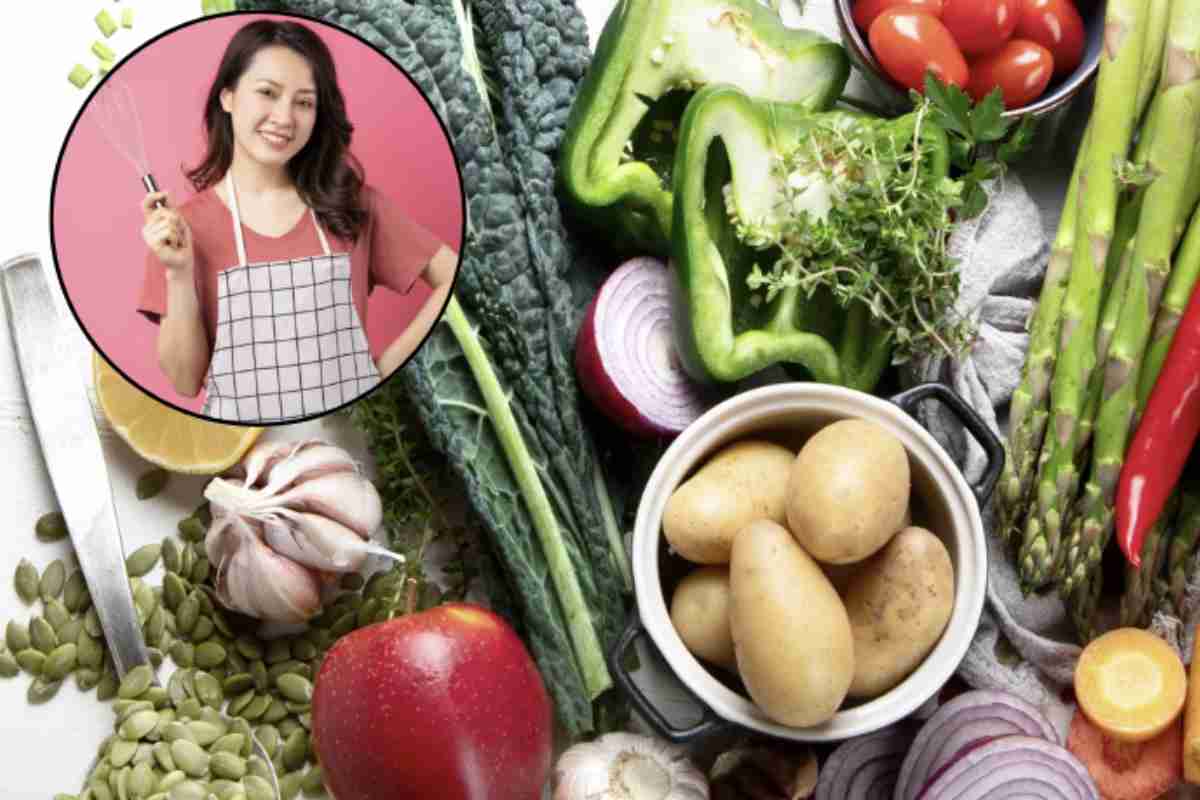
[1,254,151,678]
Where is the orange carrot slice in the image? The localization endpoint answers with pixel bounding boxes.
[1067,708,1181,800]
[1074,628,1187,743]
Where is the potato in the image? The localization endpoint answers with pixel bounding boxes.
[787,419,909,564]
[730,520,854,727]
[843,526,954,699]
[670,566,736,671]
[664,440,794,564]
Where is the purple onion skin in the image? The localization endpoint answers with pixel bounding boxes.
[895,690,1058,800]
[913,735,1001,800]
[918,736,1099,800]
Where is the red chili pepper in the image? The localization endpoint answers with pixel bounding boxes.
[1116,283,1200,567]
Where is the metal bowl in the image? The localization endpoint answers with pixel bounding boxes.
[831,0,1104,118]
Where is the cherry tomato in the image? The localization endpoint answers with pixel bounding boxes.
[1015,0,1086,77]
[870,9,969,91]
[852,0,944,32]
[967,39,1055,107]
[941,0,1019,56]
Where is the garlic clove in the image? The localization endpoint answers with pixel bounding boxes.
[262,510,401,573]
[554,732,709,800]
[272,471,383,539]
[259,444,358,495]
[214,532,322,623]
[236,439,322,487]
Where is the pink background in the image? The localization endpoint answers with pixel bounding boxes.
[53,13,463,414]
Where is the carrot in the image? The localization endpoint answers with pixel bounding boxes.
[1067,709,1182,800]
[1185,632,1200,783]
[1074,628,1187,743]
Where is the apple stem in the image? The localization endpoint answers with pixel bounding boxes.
[405,577,419,615]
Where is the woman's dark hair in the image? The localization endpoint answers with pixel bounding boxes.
[186,20,367,242]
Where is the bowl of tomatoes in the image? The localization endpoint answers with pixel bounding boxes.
[834,0,1102,117]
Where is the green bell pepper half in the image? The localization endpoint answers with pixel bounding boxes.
[670,85,951,391]
[559,0,849,256]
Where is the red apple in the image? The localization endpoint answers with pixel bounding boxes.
[311,603,553,800]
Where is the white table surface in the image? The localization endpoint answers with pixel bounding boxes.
[0,1,1071,796]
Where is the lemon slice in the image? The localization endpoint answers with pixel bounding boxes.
[92,352,262,474]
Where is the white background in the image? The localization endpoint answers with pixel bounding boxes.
[0,1,1070,797]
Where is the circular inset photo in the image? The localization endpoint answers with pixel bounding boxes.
[52,12,464,425]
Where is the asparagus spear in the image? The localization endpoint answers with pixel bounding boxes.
[1141,202,1200,402]
[1017,0,1154,590]
[1000,0,1169,548]
[1168,484,1200,612]
[1120,492,1180,628]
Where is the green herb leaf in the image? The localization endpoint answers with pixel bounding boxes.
[970,88,1010,143]
[922,74,971,138]
[998,115,1038,162]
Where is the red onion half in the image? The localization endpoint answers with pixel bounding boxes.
[815,722,919,800]
[895,689,1058,800]
[918,736,1099,800]
[575,257,711,438]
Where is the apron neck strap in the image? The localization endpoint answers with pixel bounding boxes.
[224,171,332,266]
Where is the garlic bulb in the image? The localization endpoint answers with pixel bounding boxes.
[554,733,709,800]
[204,440,402,623]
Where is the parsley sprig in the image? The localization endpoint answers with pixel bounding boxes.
[917,74,1038,218]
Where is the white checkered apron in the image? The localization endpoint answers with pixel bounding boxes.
[200,172,381,422]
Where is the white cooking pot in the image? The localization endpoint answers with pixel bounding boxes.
[611,382,1002,743]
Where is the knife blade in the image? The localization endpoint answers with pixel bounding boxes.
[1,253,149,677]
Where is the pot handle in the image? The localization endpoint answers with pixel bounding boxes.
[609,615,729,744]
[890,382,1005,507]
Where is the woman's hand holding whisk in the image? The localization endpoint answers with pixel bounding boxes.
[141,192,194,272]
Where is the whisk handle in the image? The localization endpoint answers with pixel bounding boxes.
[142,174,166,208]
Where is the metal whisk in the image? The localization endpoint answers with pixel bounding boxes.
[91,76,164,203]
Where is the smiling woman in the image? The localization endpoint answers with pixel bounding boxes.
[52,13,464,425]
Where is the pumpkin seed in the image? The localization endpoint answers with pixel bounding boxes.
[186,719,226,746]
[189,615,215,643]
[239,693,272,721]
[208,780,241,800]
[207,664,228,684]
[253,725,280,758]
[283,700,309,715]
[76,667,102,691]
[249,660,269,691]
[120,709,161,741]
[28,676,63,702]
[114,765,132,800]
[194,671,223,708]
[278,770,303,800]
[289,639,317,662]
[195,641,226,669]
[234,637,264,661]
[169,739,209,778]
[0,649,19,677]
[328,611,356,639]
[166,780,206,800]
[116,699,155,721]
[147,647,164,668]
[36,511,69,542]
[177,517,206,543]
[161,537,182,574]
[208,751,247,781]
[265,639,291,666]
[161,721,196,744]
[44,642,78,680]
[136,468,170,501]
[63,569,87,610]
[152,708,177,740]
[227,688,256,718]
[14,559,39,603]
[262,697,289,724]
[189,555,210,585]
[274,673,313,704]
[6,620,30,652]
[143,607,166,648]
[16,648,45,675]
[170,639,195,667]
[355,598,379,629]
[156,770,185,792]
[281,730,307,772]
[145,685,171,708]
[119,664,155,699]
[133,742,157,766]
[161,573,187,612]
[129,762,156,799]
[45,598,72,632]
[98,667,120,700]
[241,775,274,800]
[90,780,115,800]
[40,559,67,602]
[267,660,309,684]
[110,739,140,768]
[210,733,245,755]
[134,582,158,620]
[276,719,302,739]
[167,669,190,707]
[300,765,324,794]
[193,587,214,616]
[175,697,204,719]
[85,607,103,637]
[151,741,176,772]
[30,616,58,653]
[224,673,254,696]
[176,594,199,636]
[58,616,84,645]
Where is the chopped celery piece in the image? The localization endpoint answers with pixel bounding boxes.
[92,40,116,62]
[121,8,134,28]
[68,64,94,89]
[95,9,117,38]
